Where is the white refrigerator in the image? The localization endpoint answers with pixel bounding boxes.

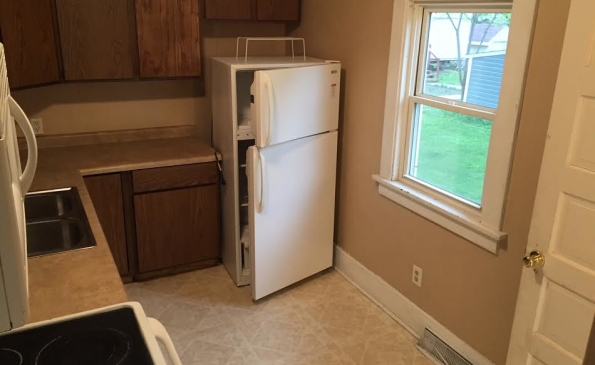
[212,57,340,300]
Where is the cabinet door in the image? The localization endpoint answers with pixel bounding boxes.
[0,0,60,88]
[134,185,220,273]
[134,0,201,78]
[205,0,252,20]
[85,174,129,276]
[55,0,136,80]
[257,0,300,21]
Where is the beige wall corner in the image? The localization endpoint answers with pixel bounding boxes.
[11,22,286,140]
[290,0,570,363]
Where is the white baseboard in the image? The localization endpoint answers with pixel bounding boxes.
[333,245,494,365]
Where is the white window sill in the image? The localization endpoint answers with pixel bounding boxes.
[372,175,506,254]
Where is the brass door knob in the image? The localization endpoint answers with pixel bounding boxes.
[523,251,545,269]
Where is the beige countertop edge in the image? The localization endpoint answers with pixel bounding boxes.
[80,155,218,176]
[27,175,129,324]
[26,137,217,324]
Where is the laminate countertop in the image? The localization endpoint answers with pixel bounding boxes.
[26,136,217,323]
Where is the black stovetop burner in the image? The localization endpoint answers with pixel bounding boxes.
[0,307,154,365]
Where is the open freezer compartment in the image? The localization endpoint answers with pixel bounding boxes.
[236,71,255,140]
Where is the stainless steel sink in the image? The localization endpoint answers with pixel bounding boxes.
[24,189,74,221]
[25,188,96,257]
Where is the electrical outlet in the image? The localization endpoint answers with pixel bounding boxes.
[412,265,423,288]
[30,118,44,135]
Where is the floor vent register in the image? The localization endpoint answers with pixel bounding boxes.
[417,329,473,365]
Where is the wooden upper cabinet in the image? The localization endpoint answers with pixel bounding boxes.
[134,0,201,78]
[0,0,60,88]
[257,0,300,21]
[205,0,252,20]
[204,0,300,21]
[55,0,136,80]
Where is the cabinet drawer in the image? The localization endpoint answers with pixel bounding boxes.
[133,163,218,193]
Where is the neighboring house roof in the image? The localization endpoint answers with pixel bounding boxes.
[470,24,505,44]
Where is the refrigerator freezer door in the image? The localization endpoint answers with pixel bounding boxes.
[247,131,338,300]
[252,63,340,148]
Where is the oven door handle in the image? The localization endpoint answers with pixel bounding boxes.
[147,318,183,365]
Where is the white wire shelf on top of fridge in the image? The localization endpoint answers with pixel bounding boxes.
[236,37,306,63]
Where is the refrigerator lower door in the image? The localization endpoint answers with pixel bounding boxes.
[247,131,338,300]
[252,63,341,148]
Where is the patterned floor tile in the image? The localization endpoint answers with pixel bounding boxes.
[125,266,433,365]
[181,339,236,365]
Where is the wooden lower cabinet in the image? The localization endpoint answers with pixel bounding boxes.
[85,162,221,282]
[134,185,220,273]
[84,174,130,277]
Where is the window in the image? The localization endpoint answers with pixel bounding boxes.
[375,0,537,253]
[409,10,511,206]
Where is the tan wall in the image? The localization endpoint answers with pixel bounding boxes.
[290,1,570,364]
[11,22,286,140]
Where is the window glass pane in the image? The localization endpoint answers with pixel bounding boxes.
[408,104,491,205]
[421,12,511,109]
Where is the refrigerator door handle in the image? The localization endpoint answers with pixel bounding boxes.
[8,96,37,196]
[264,75,274,146]
[256,150,266,213]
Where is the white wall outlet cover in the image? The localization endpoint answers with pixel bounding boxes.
[30,118,44,135]
[412,265,423,288]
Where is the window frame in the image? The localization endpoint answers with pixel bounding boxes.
[374,0,537,253]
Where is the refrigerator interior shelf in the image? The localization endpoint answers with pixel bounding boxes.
[237,125,254,140]
[240,225,250,249]
[240,225,251,275]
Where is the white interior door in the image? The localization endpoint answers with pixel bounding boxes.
[507,1,595,364]
[251,63,340,148]
[247,131,338,300]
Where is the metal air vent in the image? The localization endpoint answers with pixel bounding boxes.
[417,329,473,365]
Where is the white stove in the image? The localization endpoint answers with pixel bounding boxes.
[0,302,181,365]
